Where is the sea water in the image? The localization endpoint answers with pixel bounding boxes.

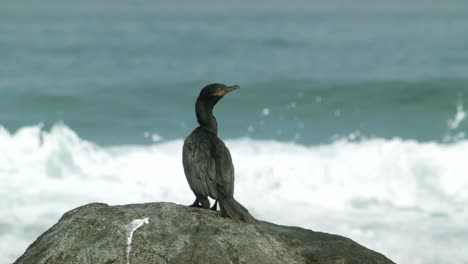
[1,1,468,263]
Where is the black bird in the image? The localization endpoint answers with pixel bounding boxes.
[183,83,255,223]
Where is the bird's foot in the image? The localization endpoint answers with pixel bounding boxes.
[188,199,201,208]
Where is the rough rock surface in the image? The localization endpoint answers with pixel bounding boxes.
[14,202,394,264]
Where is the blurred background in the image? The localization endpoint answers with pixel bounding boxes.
[1,0,467,263]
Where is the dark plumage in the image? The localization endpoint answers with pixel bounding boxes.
[182,83,255,223]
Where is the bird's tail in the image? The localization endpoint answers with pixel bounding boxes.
[218,197,256,223]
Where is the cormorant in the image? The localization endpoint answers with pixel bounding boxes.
[183,83,256,223]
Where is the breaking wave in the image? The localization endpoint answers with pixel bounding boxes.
[1,123,467,264]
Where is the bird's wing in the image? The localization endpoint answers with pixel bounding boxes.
[213,138,235,197]
[183,131,219,198]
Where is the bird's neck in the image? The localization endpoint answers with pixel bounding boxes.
[195,97,218,135]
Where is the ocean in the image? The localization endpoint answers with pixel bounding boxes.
[1,0,467,263]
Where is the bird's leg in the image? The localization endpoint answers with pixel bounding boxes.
[210,200,218,211]
[198,196,210,209]
[189,198,201,208]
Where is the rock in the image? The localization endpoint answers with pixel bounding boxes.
[14,202,394,264]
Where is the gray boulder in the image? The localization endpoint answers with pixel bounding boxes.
[14,202,394,264]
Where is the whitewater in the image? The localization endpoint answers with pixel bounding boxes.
[1,123,467,264]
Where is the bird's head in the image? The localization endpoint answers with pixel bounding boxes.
[195,83,240,132]
[199,83,240,98]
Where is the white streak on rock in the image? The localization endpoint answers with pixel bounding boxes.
[126,218,149,264]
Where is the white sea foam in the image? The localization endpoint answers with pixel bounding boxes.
[1,123,468,264]
[447,102,466,130]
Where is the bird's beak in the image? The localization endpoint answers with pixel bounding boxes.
[212,85,240,96]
